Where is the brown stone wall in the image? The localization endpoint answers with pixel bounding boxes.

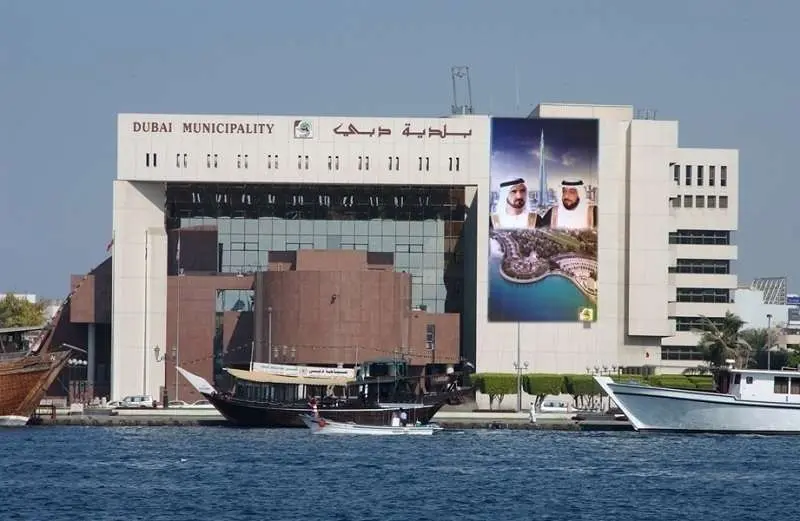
[169,226,219,275]
[165,274,254,402]
[70,257,112,324]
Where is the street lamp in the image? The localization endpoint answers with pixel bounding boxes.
[153,345,180,401]
[513,360,529,412]
[766,314,773,370]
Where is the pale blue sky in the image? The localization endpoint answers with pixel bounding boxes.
[1,0,798,297]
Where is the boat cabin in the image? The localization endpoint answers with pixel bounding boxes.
[722,368,800,404]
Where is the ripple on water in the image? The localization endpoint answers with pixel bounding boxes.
[1,427,797,521]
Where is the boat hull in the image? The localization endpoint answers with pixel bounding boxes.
[0,351,71,426]
[206,392,445,428]
[595,376,800,434]
[299,414,439,435]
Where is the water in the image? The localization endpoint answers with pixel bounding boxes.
[1,427,794,520]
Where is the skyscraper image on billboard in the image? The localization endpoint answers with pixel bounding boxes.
[488,118,599,322]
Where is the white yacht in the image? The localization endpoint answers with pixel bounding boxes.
[595,365,800,434]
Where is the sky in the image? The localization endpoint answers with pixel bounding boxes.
[1,0,798,297]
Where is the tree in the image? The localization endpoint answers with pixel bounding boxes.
[694,311,751,368]
[0,294,47,328]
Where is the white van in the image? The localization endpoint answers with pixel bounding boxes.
[119,395,156,408]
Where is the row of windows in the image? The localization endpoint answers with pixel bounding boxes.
[145,153,464,173]
[669,259,731,275]
[668,230,731,245]
[673,164,728,187]
[773,377,800,395]
[672,195,729,209]
[675,288,731,303]
[672,316,727,332]
[661,346,704,361]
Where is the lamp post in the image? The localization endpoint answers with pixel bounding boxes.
[267,306,273,365]
[513,360,530,412]
[766,313,773,370]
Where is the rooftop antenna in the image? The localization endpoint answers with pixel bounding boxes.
[451,66,474,115]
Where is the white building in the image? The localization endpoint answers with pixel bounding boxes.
[110,103,739,400]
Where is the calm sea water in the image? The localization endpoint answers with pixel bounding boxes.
[1,426,794,521]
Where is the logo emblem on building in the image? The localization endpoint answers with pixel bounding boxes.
[293,120,313,139]
[578,307,595,322]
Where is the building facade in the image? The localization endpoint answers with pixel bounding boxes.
[97,103,739,400]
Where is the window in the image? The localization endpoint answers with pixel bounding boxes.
[673,316,726,332]
[685,165,692,186]
[720,166,727,187]
[176,153,181,168]
[669,230,730,245]
[709,165,716,186]
[176,153,189,168]
[297,155,302,169]
[455,157,460,171]
[364,156,370,171]
[236,154,248,169]
[660,346,704,361]
[792,379,800,395]
[418,156,430,172]
[448,157,461,172]
[683,195,692,208]
[304,155,309,170]
[774,377,789,394]
[145,153,158,167]
[695,195,705,208]
[358,156,363,170]
[673,164,680,185]
[671,197,681,208]
[719,196,728,209]
[707,195,717,208]
[669,259,730,275]
[697,165,704,186]
[267,154,279,169]
[675,288,730,303]
[213,154,218,168]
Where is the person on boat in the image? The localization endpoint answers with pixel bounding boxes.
[399,409,408,427]
[391,411,401,427]
[308,397,319,418]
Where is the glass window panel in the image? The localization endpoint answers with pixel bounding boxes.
[314,220,327,234]
[382,220,396,236]
[422,269,438,285]
[433,300,444,313]
[286,242,300,251]
[424,236,440,252]
[423,253,438,268]
[369,220,382,235]
[355,221,369,236]
[409,243,424,253]
[368,236,382,251]
[423,284,438,299]
[258,234,270,251]
[408,268,423,280]
[395,252,410,268]
[423,220,437,235]
[285,220,300,234]
[436,285,448,300]
[412,284,423,304]
[300,242,314,250]
[230,219,245,234]
[230,251,244,267]
[341,235,355,244]
[354,243,368,251]
[436,253,446,269]
[300,220,314,235]
[409,253,423,269]
[217,218,231,234]
[243,251,259,269]
[396,221,410,236]
[271,237,287,250]
[422,299,437,312]
[244,219,258,234]
[230,233,245,243]
[258,217,272,234]
[272,219,286,234]
[341,221,355,234]
[381,236,396,252]
[327,220,342,234]
[312,236,325,249]
[409,222,423,237]
[435,220,445,236]
[327,236,342,249]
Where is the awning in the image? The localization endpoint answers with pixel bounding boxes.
[225,368,352,386]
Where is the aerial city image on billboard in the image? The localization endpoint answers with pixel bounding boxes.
[488,117,599,322]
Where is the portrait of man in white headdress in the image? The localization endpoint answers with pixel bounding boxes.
[490,177,539,230]
[539,178,597,230]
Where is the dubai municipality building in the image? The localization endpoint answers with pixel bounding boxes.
[103,103,738,401]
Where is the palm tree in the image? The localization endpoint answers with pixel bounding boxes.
[693,311,751,369]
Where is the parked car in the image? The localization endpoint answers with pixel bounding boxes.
[119,395,157,408]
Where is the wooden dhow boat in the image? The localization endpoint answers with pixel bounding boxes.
[0,349,72,426]
[178,359,471,428]
[299,413,443,436]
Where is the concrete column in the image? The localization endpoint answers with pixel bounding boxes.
[87,323,96,395]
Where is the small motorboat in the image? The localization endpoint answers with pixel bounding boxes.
[299,414,443,436]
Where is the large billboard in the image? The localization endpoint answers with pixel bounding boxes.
[488,118,599,322]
